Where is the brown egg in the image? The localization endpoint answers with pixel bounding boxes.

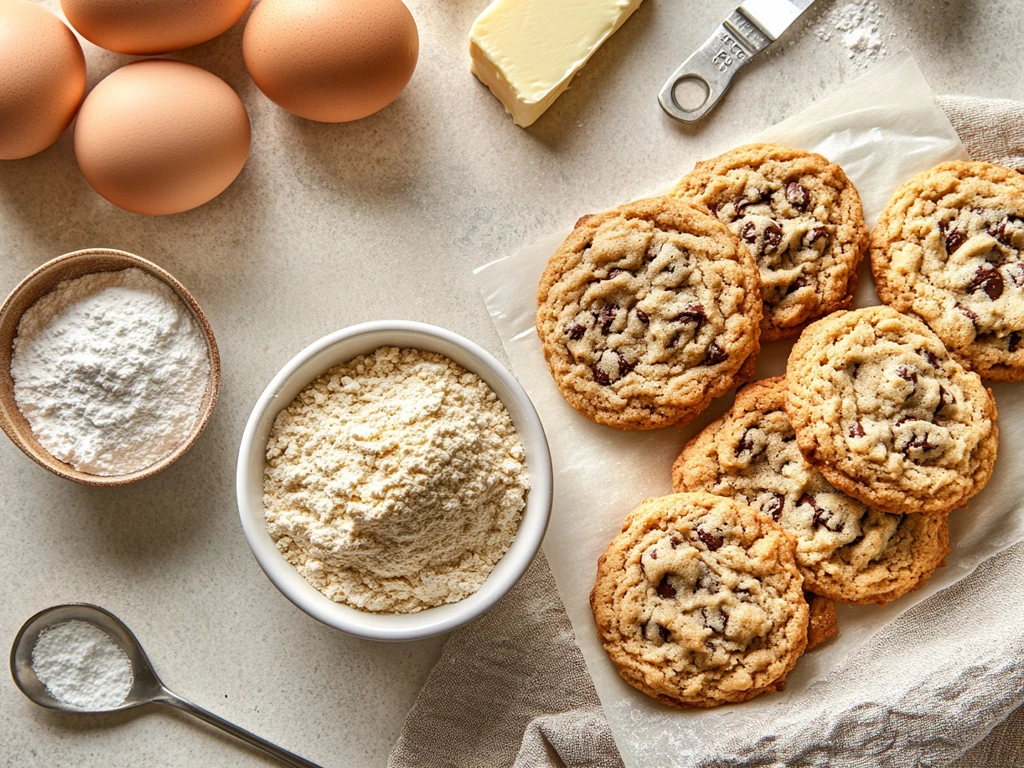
[60,0,252,55]
[0,0,86,160]
[74,60,251,215]
[243,0,418,123]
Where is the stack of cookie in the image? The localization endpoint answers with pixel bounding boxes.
[536,146,1013,708]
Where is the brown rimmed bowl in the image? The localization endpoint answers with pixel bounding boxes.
[0,248,221,486]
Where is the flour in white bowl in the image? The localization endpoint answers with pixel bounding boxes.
[31,620,133,710]
[11,268,211,475]
[264,347,530,614]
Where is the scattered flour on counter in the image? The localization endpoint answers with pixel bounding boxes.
[31,621,134,710]
[814,1,889,67]
[11,268,211,475]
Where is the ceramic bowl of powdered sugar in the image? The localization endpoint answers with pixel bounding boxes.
[0,248,220,485]
[237,321,553,641]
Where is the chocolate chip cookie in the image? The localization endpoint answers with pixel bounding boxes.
[805,593,837,650]
[673,143,868,341]
[672,377,950,604]
[871,161,1024,381]
[590,492,808,708]
[786,307,998,516]
[536,197,762,430]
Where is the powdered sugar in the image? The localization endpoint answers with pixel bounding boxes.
[11,268,211,475]
[814,1,889,67]
[31,621,133,710]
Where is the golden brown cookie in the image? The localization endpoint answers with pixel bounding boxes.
[871,161,1024,380]
[786,307,998,516]
[672,377,950,604]
[536,197,762,430]
[674,143,868,341]
[805,593,838,651]
[591,492,807,708]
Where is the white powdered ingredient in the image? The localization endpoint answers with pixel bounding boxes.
[11,268,211,475]
[263,347,530,614]
[31,621,133,710]
[814,1,889,67]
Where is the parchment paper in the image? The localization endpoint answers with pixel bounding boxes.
[473,53,1024,767]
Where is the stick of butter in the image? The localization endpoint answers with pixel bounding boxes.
[469,0,644,128]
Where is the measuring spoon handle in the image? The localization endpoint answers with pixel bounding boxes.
[658,8,772,123]
[157,688,323,768]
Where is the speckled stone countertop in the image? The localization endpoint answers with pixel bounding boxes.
[1,1,1022,765]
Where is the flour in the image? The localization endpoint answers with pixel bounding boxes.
[264,347,530,614]
[814,1,889,67]
[11,268,211,475]
[31,621,133,710]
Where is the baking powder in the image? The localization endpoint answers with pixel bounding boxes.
[11,268,211,475]
[31,620,133,710]
[264,347,530,613]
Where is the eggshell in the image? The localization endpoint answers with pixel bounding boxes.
[74,60,251,216]
[243,0,418,123]
[0,0,86,160]
[60,0,252,55]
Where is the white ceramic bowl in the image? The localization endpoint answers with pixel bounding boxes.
[236,321,553,641]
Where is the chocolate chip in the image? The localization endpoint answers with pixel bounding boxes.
[849,421,865,437]
[786,182,810,210]
[764,223,783,252]
[741,221,757,243]
[934,385,950,418]
[957,302,979,324]
[617,353,636,377]
[896,366,918,383]
[801,494,843,533]
[696,529,724,551]
[607,268,626,279]
[565,322,585,340]
[593,367,611,386]
[669,536,681,548]
[656,577,676,599]
[765,493,784,521]
[989,218,1008,244]
[786,275,810,295]
[807,227,829,246]
[649,549,658,560]
[737,428,755,455]
[1011,332,1022,353]
[635,308,650,324]
[658,624,671,642]
[920,349,939,368]
[968,265,1004,300]
[674,304,706,325]
[946,228,967,254]
[597,305,617,333]
[704,341,728,366]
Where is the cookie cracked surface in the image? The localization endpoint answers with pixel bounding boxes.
[786,307,998,515]
[871,161,1024,380]
[673,377,950,604]
[536,196,762,430]
[591,492,807,708]
[673,143,868,341]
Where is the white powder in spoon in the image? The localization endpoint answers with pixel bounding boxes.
[11,268,211,475]
[31,621,133,710]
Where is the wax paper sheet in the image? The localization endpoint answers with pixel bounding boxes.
[473,53,1024,767]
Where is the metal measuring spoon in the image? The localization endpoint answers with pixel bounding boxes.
[11,603,322,768]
